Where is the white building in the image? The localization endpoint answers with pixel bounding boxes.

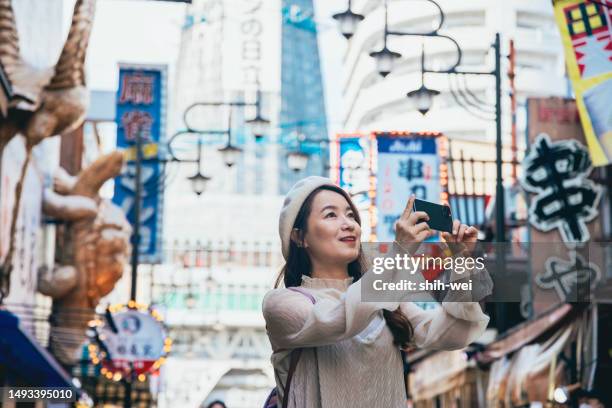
[341,0,568,155]
[170,0,282,198]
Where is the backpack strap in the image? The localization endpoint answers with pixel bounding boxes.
[281,287,315,408]
[287,286,316,304]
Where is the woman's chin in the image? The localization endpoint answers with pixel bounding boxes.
[332,250,360,265]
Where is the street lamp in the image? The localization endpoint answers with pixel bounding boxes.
[245,87,271,140]
[218,143,242,167]
[407,85,439,115]
[407,47,440,115]
[217,110,242,167]
[176,85,270,184]
[287,150,310,172]
[370,47,402,78]
[187,171,210,196]
[332,0,364,39]
[245,113,270,141]
[168,132,212,195]
[369,4,402,77]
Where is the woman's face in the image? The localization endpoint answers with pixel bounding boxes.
[301,190,361,265]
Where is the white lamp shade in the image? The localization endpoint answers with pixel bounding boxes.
[287,151,309,172]
[407,85,440,115]
[333,10,364,39]
[377,53,394,76]
[370,48,402,77]
[188,172,211,196]
[218,144,242,167]
[246,116,270,138]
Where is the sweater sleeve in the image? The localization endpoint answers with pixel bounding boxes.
[399,301,489,350]
[262,280,399,350]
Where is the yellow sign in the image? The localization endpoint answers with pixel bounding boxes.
[553,0,612,166]
[123,142,159,161]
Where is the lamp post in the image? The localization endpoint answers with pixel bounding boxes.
[334,0,508,330]
[130,89,270,304]
[334,0,505,244]
[168,90,271,194]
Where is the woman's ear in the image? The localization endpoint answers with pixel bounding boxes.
[290,228,306,248]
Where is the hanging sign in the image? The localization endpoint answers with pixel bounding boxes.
[113,64,167,264]
[373,132,445,242]
[553,0,612,166]
[88,302,172,382]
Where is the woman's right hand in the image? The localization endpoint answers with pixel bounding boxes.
[394,195,435,254]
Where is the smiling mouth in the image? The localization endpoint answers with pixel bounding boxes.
[339,237,357,242]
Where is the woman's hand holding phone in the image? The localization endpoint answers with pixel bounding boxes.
[441,220,479,255]
[394,195,435,254]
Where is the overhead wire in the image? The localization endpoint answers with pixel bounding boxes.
[448,74,495,121]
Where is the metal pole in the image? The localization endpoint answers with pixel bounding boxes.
[508,39,517,182]
[494,32,507,333]
[125,129,143,408]
[495,33,504,244]
[130,128,143,303]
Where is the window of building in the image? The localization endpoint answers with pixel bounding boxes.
[444,11,486,28]
[516,11,556,31]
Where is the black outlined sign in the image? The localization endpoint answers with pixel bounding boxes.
[521,133,603,244]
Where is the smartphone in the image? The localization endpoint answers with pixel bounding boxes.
[412,199,453,233]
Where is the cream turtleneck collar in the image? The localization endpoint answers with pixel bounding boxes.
[300,275,354,291]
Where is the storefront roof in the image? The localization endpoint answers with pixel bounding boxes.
[0,310,77,389]
[477,303,576,364]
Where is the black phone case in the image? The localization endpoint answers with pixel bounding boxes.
[413,199,453,233]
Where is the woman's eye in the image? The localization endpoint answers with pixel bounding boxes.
[347,212,355,218]
[325,212,336,218]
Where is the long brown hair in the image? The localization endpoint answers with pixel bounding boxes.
[275,185,413,348]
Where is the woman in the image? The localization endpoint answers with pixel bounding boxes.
[263,176,490,407]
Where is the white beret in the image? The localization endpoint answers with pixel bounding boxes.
[279,176,337,260]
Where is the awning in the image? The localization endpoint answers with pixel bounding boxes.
[477,303,576,364]
[0,310,77,388]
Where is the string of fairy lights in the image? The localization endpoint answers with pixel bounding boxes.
[86,301,173,384]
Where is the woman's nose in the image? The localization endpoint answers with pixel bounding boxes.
[341,218,355,230]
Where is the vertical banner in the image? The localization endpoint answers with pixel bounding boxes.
[522,98,604,313]
[373,132,443,242]
[113,65,167,264]
[553,0,612,166]
[332,134,371,240]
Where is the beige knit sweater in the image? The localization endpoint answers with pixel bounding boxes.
[262,275,489,408]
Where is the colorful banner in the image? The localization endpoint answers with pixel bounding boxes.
[374,133,442,242]
[332,134,371,239]
[553,0,612,166]
[113,65,166,264]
